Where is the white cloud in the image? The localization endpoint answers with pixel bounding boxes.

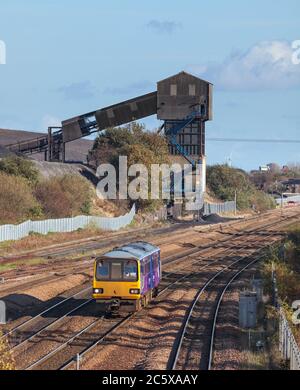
[146,20,181,34]
[42,114,61,129]
[186,41,300,90]
[57,81,96,100]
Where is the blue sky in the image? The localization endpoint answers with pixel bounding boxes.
[0,0,299,170]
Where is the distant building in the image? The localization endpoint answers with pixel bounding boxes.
[282,165,289,174]
[259,165,269,172]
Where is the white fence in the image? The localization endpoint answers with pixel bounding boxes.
[203,201,236,216]
[0,205,136,243]
[276,195,300,205]
[279,307,300,370]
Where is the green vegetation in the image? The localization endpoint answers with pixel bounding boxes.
[91,122,170,211]
[35,175,93,218]
[0,156,93,224]
[0,332,15,370]
[0,156,39,185]
[259,226,300,348]
[206,164,276,212]
[91,122,169,165]
[0,172,42,224]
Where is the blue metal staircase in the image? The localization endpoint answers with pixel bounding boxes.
[166,111,202,167]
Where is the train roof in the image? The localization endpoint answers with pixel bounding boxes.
[102,241,159,261]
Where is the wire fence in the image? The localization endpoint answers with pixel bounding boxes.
[279,307,300,370]
[273,265,300,370]
[0,205,136,243]
[203,200,236,216]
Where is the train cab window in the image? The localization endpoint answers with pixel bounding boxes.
[96,259,138,281]
[96,260,109,280]
[123,260,138,281]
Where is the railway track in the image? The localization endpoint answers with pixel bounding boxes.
[55,218,294,370]
[168,253,265,370]
[58,212,297,371]
[16,230,270,370]
[0,286,92,344]
[6,208,300,370]
[2,209,291,331]
[0,208,294,300]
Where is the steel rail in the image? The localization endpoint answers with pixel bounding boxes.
[26,315,106,370]
[0,286,92,341]
[4,209,289,343]
[10,210,300,369]
[10,299,94,353]
[168,217,294,371]
[61,231,281,371]
[169,252,264,370]
[207,257,261,370]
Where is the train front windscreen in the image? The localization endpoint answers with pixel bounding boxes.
[96,259,138,282]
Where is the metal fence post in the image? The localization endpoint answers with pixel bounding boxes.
[76,353,81,370]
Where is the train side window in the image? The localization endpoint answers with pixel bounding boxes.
[145,261,150,274]
[153,256,158,270]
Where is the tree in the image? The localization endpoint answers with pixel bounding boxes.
[90,122,169,168]
[35,175,93,218]
[90,123,170,211]
[207,164,276,211]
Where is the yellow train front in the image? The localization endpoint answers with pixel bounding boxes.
[93,242,161,313]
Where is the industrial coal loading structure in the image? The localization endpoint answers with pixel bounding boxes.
[7,71,213,207]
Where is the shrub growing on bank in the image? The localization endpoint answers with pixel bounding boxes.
[35,174,93,218]
[0,172,42,224]
[0,331,15,370]
[0,156,39,185]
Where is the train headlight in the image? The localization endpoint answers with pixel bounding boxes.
[93,288,103,294]
[130,289,140,295]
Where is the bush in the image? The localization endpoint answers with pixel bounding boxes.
[0,156,39,185]
[0,172,42,224]
[206,164,276,212]
[0,332,15,370]
[35,175,93,218]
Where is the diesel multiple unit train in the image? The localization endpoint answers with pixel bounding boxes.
[93,242,161,313]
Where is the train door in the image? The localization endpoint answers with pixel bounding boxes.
[155,252,161,285]
[148,256,154,289]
